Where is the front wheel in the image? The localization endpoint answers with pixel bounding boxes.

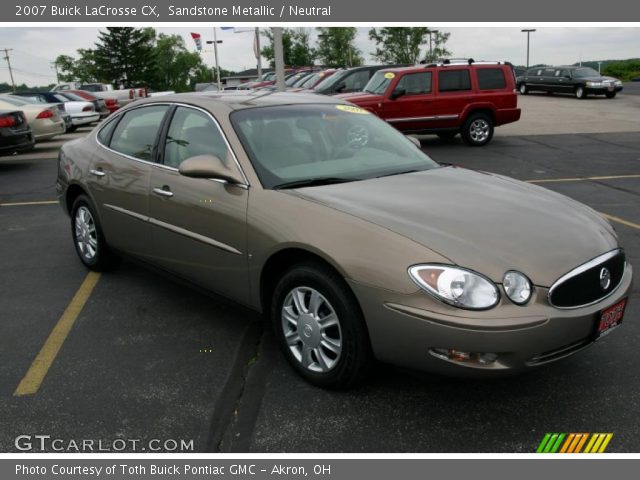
[606,92,617,99]
[461,113,494,146]
[71,194,120,271]
[519,83,528,94]
[575,86,587,99]
[271,263,372,389]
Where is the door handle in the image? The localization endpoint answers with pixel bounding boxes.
[89,168,105,177]
[152,186,174,198]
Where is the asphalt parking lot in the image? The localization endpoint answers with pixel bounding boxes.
[1,91,639,453]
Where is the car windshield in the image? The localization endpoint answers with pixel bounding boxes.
[60,92,86,102]
[231,104,440,189]
[298,72,321,88]
[573,68,600,78]
[285,73,310,87]
[313,70,347,91]
[0,95,30,106]
[364,71,393,94]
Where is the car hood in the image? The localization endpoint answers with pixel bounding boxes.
[290,167,618,287]
[334,92,382,103]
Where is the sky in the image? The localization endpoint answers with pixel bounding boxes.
[0,26,638,86]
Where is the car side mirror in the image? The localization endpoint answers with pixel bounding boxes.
[178,154,244,185]
[406,135,421,148]
[334,82,346,93]
[564,75,571,79]
[390,88,406,100]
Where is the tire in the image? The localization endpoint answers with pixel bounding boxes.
[519,83,528,95]
[70,194,120,271]
[271,262,372,389]
[606,92,617,99]
[575,86,587,99]
[461,113,494,147]
[437,131,458,140]
[67,125,78,133]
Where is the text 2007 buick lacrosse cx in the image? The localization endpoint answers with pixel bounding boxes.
[56,92,632,388]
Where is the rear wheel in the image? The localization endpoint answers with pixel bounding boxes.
[461,113,494,147]
[575,86,587,99]
[71,195,120,271]
[271,263,372,389]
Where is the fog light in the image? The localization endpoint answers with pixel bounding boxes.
[430,348,498,365]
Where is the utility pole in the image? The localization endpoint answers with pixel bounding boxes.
[51,61,60,83]
[255,27,262,78]
[273,28,285,92]
[521,29,536,69]
[2,48,16,92]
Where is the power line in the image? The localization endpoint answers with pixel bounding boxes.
[1,48,16,92]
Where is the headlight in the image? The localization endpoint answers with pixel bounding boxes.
[615,80,622,86]
[503,271,532,305]
[586,81,602,87]
[409,265,499,310]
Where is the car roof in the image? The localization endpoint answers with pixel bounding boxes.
[129,91,351,113]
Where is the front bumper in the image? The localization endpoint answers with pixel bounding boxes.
[348,261,633,376]
[585,84,624,94]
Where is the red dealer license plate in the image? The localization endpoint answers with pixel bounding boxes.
[595,298,627,339]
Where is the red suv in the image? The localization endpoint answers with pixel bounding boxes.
[336,60,521,146]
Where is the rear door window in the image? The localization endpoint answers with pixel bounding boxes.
[477,68,506,90]
[438,70,471,92]
[109,105,169,161]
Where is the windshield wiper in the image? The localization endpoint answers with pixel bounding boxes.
[375,169,421,179]
[273,177,356,190]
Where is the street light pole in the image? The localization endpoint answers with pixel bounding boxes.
[521,29,536,69]
[273,28,285,92]
[213,27,222,90]
[255,27,262,78]
[428,30,439,63]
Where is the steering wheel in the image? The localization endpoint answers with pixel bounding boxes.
[333,124,370,159]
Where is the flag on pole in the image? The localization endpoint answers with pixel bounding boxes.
[190,32,202,52]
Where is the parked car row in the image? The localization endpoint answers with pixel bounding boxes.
[232,61,520,146]
[0,89,105,155]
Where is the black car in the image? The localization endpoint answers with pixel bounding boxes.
[311,65,407,95]
[0,110,35,156]
[517,66,624,99]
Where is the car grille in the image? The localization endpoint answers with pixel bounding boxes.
[549,249,625,309]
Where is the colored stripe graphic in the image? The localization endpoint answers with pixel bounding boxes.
[537,433,613,453]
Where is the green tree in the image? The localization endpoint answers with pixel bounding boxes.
[315,27,363,67]
[261,28,315,67]
[154,33,211,92]
[93,27,157,87]
[422,31,452,63]
[369,27,429,64]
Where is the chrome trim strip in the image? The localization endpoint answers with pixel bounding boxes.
[103,204,150,222]
[387,114,459,123]
[148,217,242,255]
[548,248,624,310]
[103,204,242,256]
[95,101,251,188]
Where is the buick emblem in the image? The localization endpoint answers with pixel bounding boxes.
[599,267,611,290]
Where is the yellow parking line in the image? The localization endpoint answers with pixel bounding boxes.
[0,200,58,207]
[600,213,640,230]
[527,174,640,184]
[14,272,101,396]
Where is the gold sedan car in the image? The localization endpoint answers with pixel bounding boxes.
[57,93,632,388]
